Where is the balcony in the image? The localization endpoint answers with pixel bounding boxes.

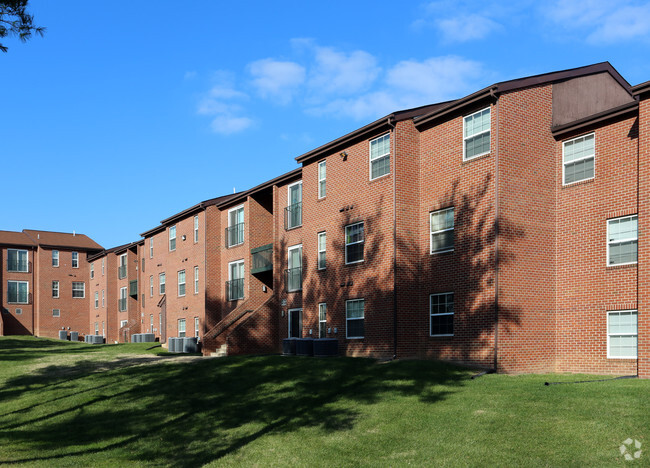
[118,265,127,279]
[285,267,302,292]
[225,222,245,248]
[251,244,273,274]
[226,278,244,301]
[284,202,302,230]
[129,280,138,297]
[119,298,127,312]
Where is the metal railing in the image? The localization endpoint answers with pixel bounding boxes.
[226,278,244,301]
[251,244,273,273]
[285,267,303,292]
[119,298,127,311]
[7,260,30,273]
[225,222,245,247]
[118,265,127,279]
[284,202,302,230]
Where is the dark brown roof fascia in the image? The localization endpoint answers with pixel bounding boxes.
[38,244,102,253]
[414,87,495,129]
[632,80,650,97]
[216,168,302,209]
[140,225,166,238]
[113,241,140,255]
[87,242,132,262]
[551,100,639,139]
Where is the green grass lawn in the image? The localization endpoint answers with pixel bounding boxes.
[0,337,647,467]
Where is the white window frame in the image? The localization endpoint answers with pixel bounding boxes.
[288,308,302,338]
[345,222,364,265]
[562,132,595,186]
[90,263,95,279]
[72,282,85,299]
[119,286,127,311]
[101,258,105,275]
[318,160,326,198]
[194,215,199,243]
[120,319,128,328]
[178,318,186,338]
[463,107,491,161]
[159,272,166,295]
[228,259,245,301]
[317,231,326,270]
[102,321,105,337]
[52,309,60,317]
[228,205,245,247]
[118,253,127,279]
[430,292,454,337]
[286,181,303,230]
[430,207,455,254]
[102,289,105,308]
[7,249,28,272]
[150,314,154,333]
[94,291,99,309]
[346,298,365,339]
[607,215,638,266]
[369,133,390,180]
[7,280,28,304]
[149,237,154,258]
[194,266,199,294]
[52,250,59,267]
[150,275,154,297]
[319,302,327,338]
[178,270,186,297]
[195,316,200,338]
[287,245,302,292]
[607,310,637,359]
[52,280,59,299]
[169,225,176,251]
[72,251,79,268]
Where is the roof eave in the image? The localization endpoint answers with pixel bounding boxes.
[551,100,639,139]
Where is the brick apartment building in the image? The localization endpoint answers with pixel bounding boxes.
[2,62,649,377]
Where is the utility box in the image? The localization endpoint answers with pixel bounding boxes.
[296,338,314,357]
[58,330,67,341]
[313,338,338,357]
[282,338,298,355]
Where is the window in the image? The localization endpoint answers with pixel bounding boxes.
[178,270,186,297]
[318,160,326,198]
[7,281,28,303]
[169,226,176,251]
[159,272,166,294]
[317,232,326,270]
[430,292,454,336]
[607,215,637,266]
[142,257,145,273]
[463,107,491,160]
[608,310,637,358]
[430,207,455,254]
[120,320,128,328]
[563,133,595,185]
[195,316,200,338]
[150,314,154,333]
[15,308,22,315]
[227,206,244,247]
[101,258,105,275]
[178,318,186,338]
[346,299,365,339]
[194,215,199,243]
[53,309,60,317]
[7,249,28,272]
[286,182,302,229]
[102,321,105,337]
[370,134,390,180]
[149,237,154,258]
[95,322,99,335]
[227,260,244,301]
[90,263,95,279]
[118,254,127,279]
[72,251,79,268]
[319,303,327,338]
[345,222,364,264]
[102,289,105,307]
[52,281,59,298]
[72,282,85,298]
[286,245,302,292]
[150,275,154,297]
[94,291,99,309]
[194,266,199,294]
[119,287,127,311]
[52,250,59,267]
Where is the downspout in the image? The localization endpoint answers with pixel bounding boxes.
[636,102,640,378]
[492,87,500,372]
[388,116,398,359]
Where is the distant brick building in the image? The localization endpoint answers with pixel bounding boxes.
[3,62,649,377]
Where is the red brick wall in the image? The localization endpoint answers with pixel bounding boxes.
[89,253,112,342]
[639,95,649,378]
[1,246,35,335]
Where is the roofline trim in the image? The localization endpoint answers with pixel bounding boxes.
[551,100,639,139]
[216,168,303,209]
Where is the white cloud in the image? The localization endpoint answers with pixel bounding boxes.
[184,71,197,80]
[197,72,253,135]
[308,47,381,96]
[248,59,306,104]
[436,14,501,42]
[209,115,254,135]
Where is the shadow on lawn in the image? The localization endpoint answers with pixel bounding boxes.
[0,355,470,466]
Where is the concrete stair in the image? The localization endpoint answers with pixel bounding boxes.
[210,344,228,358]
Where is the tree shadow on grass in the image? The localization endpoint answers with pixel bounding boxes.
[0,355,471,466]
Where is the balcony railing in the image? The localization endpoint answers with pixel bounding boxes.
[226,278,244,301]
[225,222,245,248]
[118,265,127,279]
[284,202,302,230]
[7,261,30,273]
[285,267,303,292]
[129,280,138,297]
[8,292,32,304]
[119,298,127,311]
[251,244,273,274]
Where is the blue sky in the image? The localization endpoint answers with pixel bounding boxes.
[3,0,650,249]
